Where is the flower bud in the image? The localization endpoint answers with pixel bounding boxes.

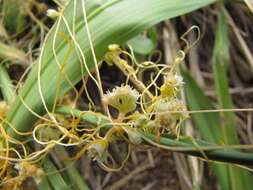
[87,140,108,162]
[124,128,142,144]
[46,9,60,18]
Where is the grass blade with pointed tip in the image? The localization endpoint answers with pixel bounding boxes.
[213,5,238,145]
[212,5,253,189]
[182,69,233,190]
[182,68,253,189]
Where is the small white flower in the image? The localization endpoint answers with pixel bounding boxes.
[46,9,60,18]
[164,73,184,87]
[103,85,140,114]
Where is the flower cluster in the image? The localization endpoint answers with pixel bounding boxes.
[152,71,188,133]
[103,85,140,114]
[101,45,189,139]
[45,44,190,171]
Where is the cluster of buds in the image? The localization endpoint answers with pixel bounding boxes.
[152,71,188,133]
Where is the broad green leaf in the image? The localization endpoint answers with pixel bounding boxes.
[147,27,158,48]
[127,34,155,55]
[5,0,217,139]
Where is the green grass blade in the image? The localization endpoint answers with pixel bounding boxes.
[212,5,253,189]
[0,64,15,102]
[182,69,231,190]
[182,69,253,189]
[38,176,52,190]
[213,6,238,145]
[0,65,85,190]
[55,146,90,190]
[181,70,222,143]
[42,158,74,190]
